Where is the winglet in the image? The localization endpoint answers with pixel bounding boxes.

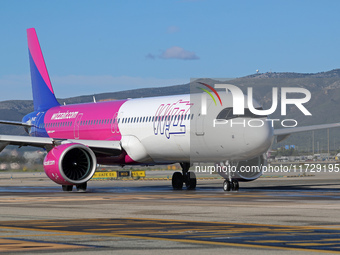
[27,28,60,111]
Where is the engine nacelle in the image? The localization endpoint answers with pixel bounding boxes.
[44,143,97,185]
[217,154,266,181]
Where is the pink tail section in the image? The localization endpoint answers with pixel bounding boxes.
[27,28,60,111]
[27,28,54,94]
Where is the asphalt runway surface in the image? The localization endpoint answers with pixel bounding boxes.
[1,172,340,254]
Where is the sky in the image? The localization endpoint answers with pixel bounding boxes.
[0,0,340,100]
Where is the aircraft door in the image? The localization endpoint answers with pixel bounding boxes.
[74,113,83,139]
[195,99,213,136]
[195,113,205,136]
[111,112,119,133]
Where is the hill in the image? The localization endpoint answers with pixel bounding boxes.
[1,69,340,153]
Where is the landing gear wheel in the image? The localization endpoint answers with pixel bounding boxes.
[62,185,73,192]
[223,180,230,191]
[185,172,197,190]
[76,183,87,192]
[232,180,239,191]
[172,172,183,190]
[223,180,234,192]
[223,180,239,192]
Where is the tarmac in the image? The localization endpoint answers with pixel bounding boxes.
[0,171,340,254]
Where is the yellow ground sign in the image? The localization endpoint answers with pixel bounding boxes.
[131,171,146,177]
[92,172,117,178]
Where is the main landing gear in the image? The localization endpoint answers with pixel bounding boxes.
[62,182,87,192]
[223,179,239,192]
[62,185,73,192]
[172,162,196,190]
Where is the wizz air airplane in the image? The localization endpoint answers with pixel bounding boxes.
[0,28,339,192]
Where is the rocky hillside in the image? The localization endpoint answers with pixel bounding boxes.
[1,69,340,153]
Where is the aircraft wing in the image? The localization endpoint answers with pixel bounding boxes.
[0,120,31,127]
[0,135,122,155]
[274,123,340,142]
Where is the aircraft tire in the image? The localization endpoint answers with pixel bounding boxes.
[76,182,87,192]
[223,180,233,192]
[172,172,183,190]
[62,185,73,192]
[185,171,197,190]
[232,180,239,191]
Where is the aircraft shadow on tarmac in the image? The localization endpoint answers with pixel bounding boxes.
[1,181,340,194]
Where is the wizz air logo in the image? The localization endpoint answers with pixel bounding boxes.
[154,100,192,139]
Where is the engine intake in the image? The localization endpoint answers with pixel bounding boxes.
[235,155,265,180]
[217,154,266,181]
[44,143,97,185]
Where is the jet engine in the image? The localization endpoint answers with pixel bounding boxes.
[218,154,266,181]
[43,143,97,185]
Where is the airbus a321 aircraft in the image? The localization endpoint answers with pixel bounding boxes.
[0,28,339,192]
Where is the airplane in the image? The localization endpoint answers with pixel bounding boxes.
[0,28,340,192]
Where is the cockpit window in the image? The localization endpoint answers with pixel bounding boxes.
[216,107,266,120]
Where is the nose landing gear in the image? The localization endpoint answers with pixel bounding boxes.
[215,161,240,192]
[223,179,239,191]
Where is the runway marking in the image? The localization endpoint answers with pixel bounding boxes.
[1,189,339,205]
[0,238,86,252]
[0,218,340,253]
